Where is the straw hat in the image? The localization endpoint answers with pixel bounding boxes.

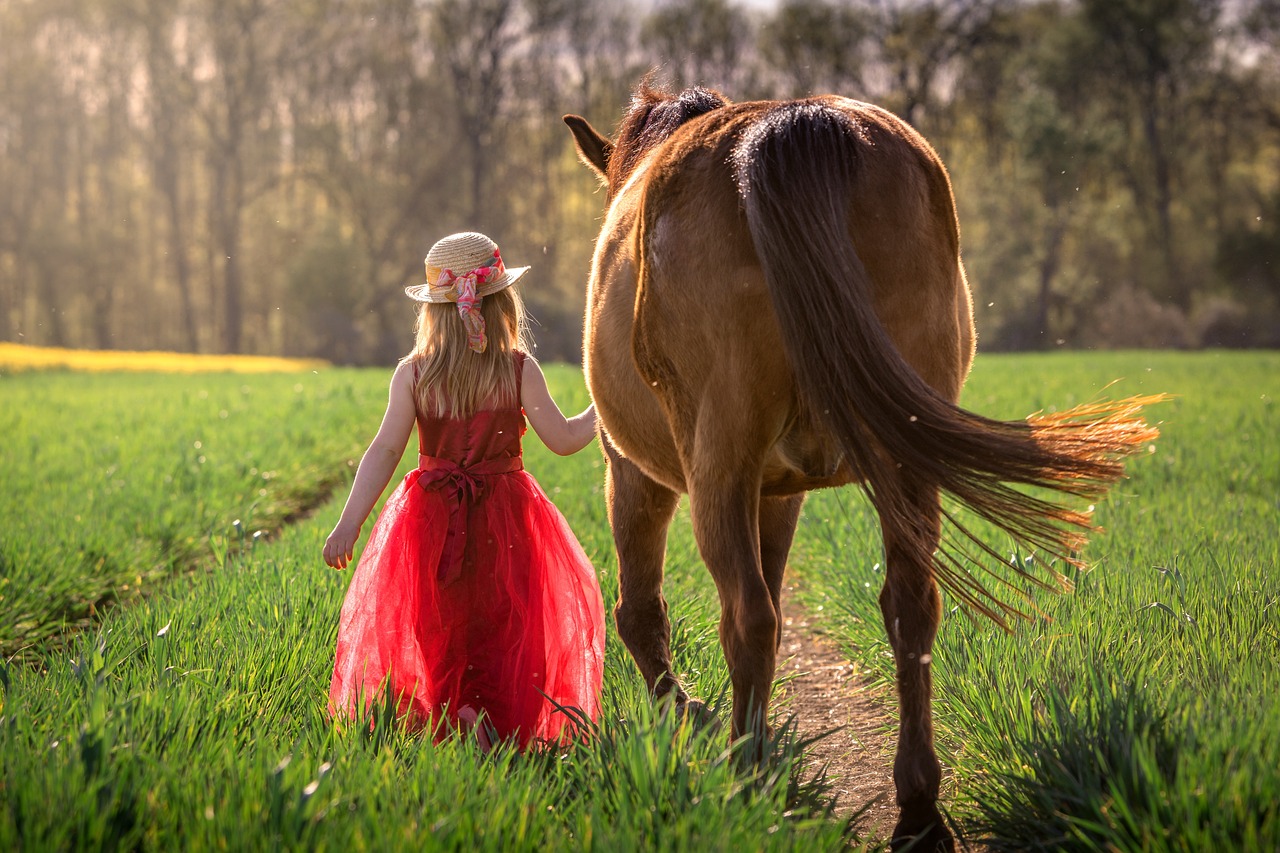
[404,231,530,303]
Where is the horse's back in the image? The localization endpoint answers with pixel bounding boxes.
[642,98,970,376]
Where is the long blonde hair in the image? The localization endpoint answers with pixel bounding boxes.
[408,287,530,418]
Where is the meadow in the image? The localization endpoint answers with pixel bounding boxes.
[799,350,1279,850]
[0,363,380,654]
[1,350,1276,850]
[0,357,846,851]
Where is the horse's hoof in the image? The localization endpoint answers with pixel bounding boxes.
[891,807,954,852]
[672,697,721,733]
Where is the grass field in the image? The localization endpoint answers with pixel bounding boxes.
[0,356,848,851]
[0,368,382,655]
[797,350,1279,850]
[2,349,1276,850]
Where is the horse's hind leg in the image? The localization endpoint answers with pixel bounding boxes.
[760,494,804,650]
[603,436,685,702]
[688,471,777,748]
[878,478,953,851]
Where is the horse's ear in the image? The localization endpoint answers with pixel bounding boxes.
[564,114,612,182]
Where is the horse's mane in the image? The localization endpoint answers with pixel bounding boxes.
[608,81,729,188]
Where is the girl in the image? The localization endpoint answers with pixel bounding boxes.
[323,231,604,751]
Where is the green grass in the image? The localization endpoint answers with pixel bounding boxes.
[0,364,854,852]
[793,351,1280,851]
[0,369,383,656]
[5,352,1275,850]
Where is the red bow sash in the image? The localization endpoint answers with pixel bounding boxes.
[417,453,523,584]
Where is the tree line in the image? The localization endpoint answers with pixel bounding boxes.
[1,0,1277,364]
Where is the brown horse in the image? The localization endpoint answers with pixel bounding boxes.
[564,83,1159,850]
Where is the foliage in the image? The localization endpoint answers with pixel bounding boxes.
[2,1,1279,360]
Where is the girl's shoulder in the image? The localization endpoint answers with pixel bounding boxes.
[395,355,419,385]
[515,350,531,396]
[517,350,544,385]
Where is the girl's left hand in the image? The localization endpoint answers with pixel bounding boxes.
[324,521,361,570]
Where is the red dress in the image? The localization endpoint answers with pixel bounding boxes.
[329,352,605,748]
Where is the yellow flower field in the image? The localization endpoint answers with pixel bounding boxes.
[0,343,327,373]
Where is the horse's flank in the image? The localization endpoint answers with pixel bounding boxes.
[578,91,976,500]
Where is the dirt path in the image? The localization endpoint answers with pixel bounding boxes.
[773,580,898,841]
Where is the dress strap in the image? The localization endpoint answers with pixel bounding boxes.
[513,350,526,401]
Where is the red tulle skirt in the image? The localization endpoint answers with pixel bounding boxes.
[329,468,606,748]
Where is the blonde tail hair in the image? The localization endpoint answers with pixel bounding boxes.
[409,287,529,419]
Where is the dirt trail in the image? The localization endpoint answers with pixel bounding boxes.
[774,581,898,841]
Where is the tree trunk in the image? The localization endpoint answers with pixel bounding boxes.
[1141,104,1181,308]
[1035,215,1067,349]
[145,12,201,352]
[213,151,246,354]
[159,155,199,352]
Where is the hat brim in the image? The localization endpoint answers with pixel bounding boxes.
[404,266,530,303]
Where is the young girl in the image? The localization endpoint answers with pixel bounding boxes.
[323,231,604,750]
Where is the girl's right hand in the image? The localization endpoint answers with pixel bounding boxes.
[324,520,362,570]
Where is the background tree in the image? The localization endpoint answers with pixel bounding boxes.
[1072,0,1222,311]
[429,0,522,234]
[642,0,759,95]
[135,0,202,351]
[869,0,1008,130]
[758,0,872,97]
[1,0,1277,360]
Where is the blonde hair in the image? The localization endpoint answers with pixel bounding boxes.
[408,287,530,418]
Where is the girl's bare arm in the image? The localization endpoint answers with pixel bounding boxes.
[323,360,417,569]
[521,356,597,456]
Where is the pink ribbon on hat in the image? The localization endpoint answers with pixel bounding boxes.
[429,250,506,353]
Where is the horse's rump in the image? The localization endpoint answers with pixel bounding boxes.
[732,98,1161,621]
[574,85,1160,619]
[619,96,970,495]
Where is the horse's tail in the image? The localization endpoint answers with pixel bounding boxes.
[733,102,1162,623]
